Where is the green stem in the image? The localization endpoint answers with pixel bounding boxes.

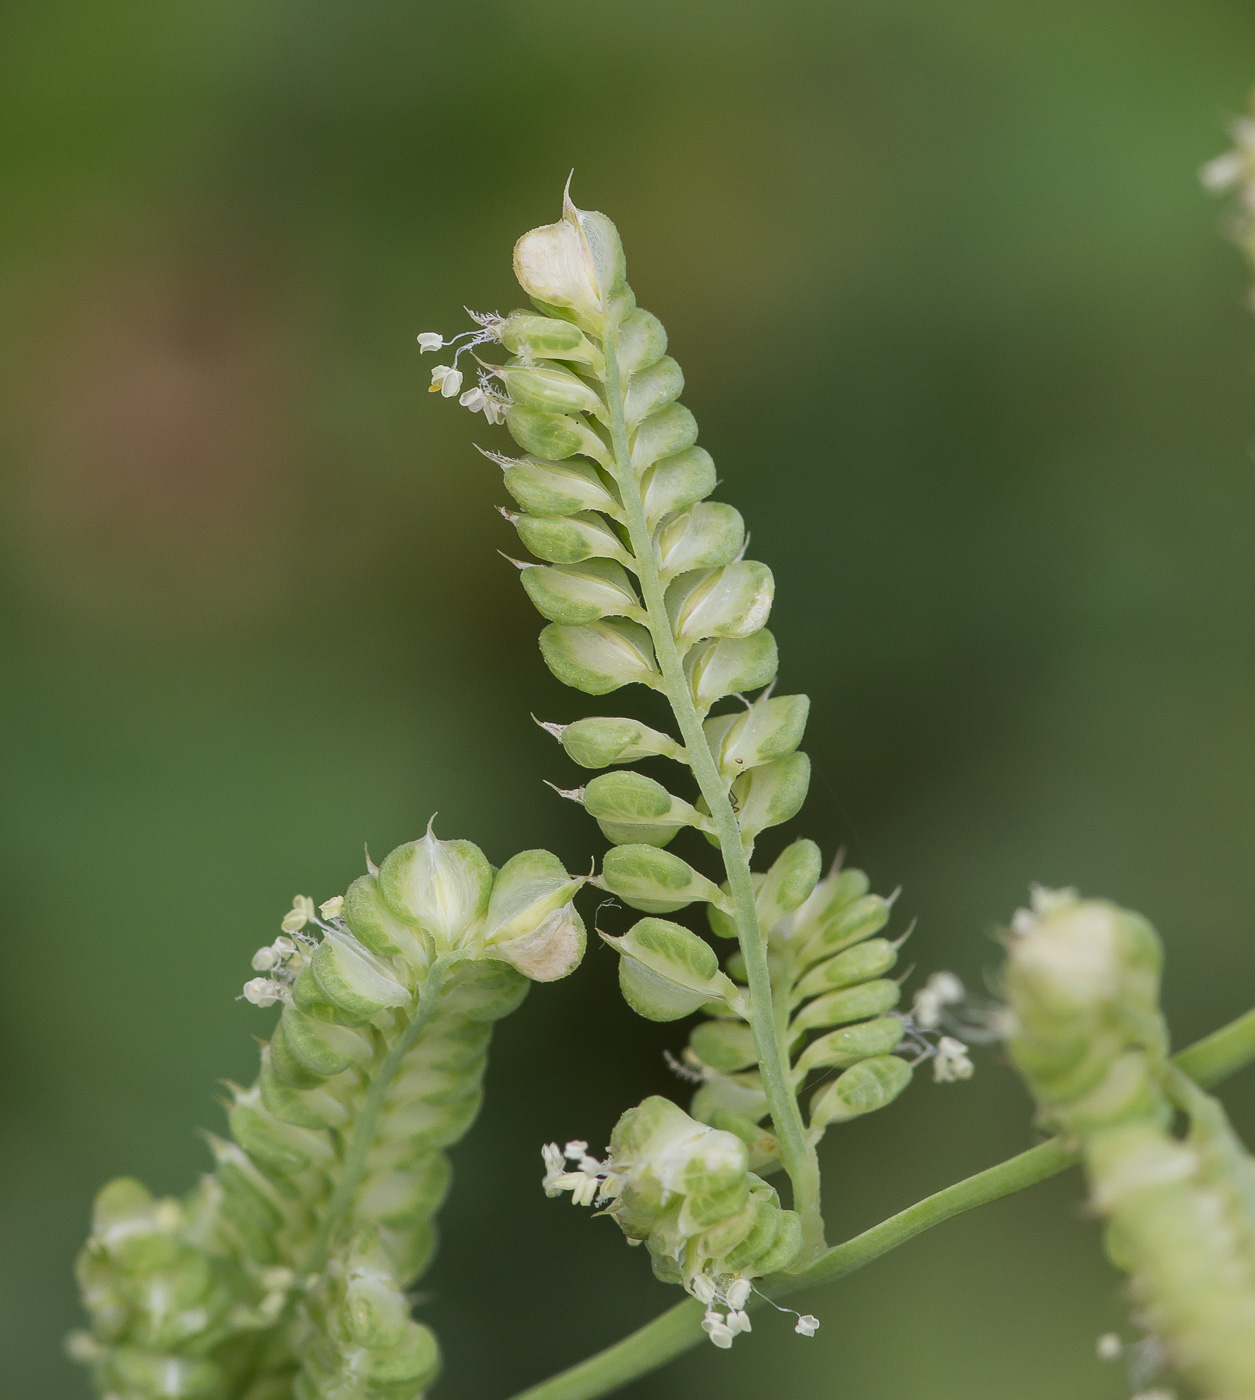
[504,1004,1255,1400]
[1172,1005,1255,1088]
[598,325,823,1254]
[302,952,461,1274]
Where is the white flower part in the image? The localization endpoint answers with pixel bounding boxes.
[251,946,280,972]
[459,386,488,414]
[319,896,344,921]
[273,936,297,957]
[417,332,445,352]
[701,1310,736,1349]
[1095,1333,1123,1361]
[912,970,966,1029]
[794,1314,820,1337]
[483,396,509,426]
[1011,884,1079,936]
[242,977,285,1007]
[689,1274,717,1305]
[1201,151,1243,192]
[727,1309,751,1335]
[1201,117,1255,199]
[724,1278,752,1310]
[429,364,463,397]
[555,1172,601,1207]
[541,1143,567,1196]
[281,896,316,933]
[542,1137,620,1208]
[933,1035,975,1083]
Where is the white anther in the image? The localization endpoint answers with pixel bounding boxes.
[565,1173,601,1207]
[912,969,966,1029]
[1201,152,1243,192]
[727,1309,751,1335]
[933,1035,975,1083]
[273,936,297,957]
[541,1143,566,1195]
[460,386,488,413]
[242,977,285,1007]
[281,896,315,933]
[319,896,344,920]
[564,1140,589,1160]
[430,365,463,397]
[417,332,444,352]
[794,1314,820,1337]
[689,1275,717,1305]
[251,946,280,972]
[725,1278,752,1310]
[701,1310,735,1349]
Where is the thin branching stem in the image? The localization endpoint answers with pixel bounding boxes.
[503,1004,1255,1400]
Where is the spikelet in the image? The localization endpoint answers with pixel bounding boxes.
[1003,888,1255,1400]
[71,828,586,1399]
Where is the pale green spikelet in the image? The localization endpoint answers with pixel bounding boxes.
[420,189,813,1244]
[422,185,980,1271]
[1003,888,1255,1400]
[540,1097,802,1348]
[682,848,928,1168]
[72,827,586,1400]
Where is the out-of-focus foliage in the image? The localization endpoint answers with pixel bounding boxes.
[2,1,1255,1396]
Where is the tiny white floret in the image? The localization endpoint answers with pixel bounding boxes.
[429,365,464,397]
[281,896,316,933]
[912,970,966,1029]
[417,332,444,352]
[553,1171,601,1207]
[794,1314,820,1337]
[541,1142,566,1195]
[1201,152,1243,192]
[242,977,285,1007]
[701,1311,735,1349]
[725,1278,751,1310]
[934,1035,975,1083]
[1096,1333,1123,1361]
[319,896,344,920]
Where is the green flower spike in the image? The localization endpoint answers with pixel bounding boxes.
[72,827,587,1400]
[1003,888,1255,1400]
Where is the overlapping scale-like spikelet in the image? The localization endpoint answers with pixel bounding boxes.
[1003,889,1255,1400]
[71,829,585,1399]
[416,187,974,1336]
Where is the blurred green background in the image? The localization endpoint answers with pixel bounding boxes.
[2,0,1254,1395]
